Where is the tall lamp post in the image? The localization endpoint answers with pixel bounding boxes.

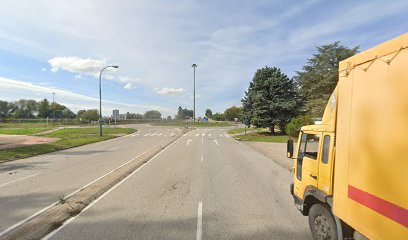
[52,92,56,121]
[99,65,119,137]
[191,64,197,122]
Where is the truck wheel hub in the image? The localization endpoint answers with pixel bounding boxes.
[314,215,331,239]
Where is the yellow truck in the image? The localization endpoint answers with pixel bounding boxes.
[287,33,408,240]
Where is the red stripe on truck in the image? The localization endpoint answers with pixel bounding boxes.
[348,185,408,227]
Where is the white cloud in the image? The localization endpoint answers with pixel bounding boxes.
[155,87,186,96]
[41,67,46,72]
[48,56,106,74]
[48,56,138,90]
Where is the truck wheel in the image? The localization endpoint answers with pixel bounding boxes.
[308,204,338,240]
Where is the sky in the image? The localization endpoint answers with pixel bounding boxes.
[0,0,407,117]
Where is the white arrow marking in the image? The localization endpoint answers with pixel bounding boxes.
[186,139,192,145]
[214,139,219,146]
[201,153,203,162]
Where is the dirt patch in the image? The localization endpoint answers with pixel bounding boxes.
[0,134,59,150]
[242,141,294,171]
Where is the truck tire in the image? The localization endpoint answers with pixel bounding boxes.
[308,204,338,240]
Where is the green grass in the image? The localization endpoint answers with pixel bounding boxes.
[234,133,289,143]
[227,127,256,134]
[0,128,52,135]
[0,127,136,162]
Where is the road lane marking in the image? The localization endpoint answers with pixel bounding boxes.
[196,202,203,240]
[144,133,151,136]
[214,140,219,146]
[219,134,223,137]
[201,153,203,162]
[186,139,192,145]
[158,133,163,136]
[43,134,185,240]
[195,133,199,137]
[151,133,158,136]
[0,143,162,238]
[208,134,211,137]
[201,133,205,137]
[170,133,175,137]
[0,173,40,188]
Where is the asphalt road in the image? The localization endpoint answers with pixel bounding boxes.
[46,128,312,240]
[0,124,181,235]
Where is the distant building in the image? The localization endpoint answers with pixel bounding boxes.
[112,109,119,121]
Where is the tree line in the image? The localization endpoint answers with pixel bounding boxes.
[241,42,358,134]
[0,99,75,119]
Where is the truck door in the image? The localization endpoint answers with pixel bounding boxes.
[317,133,334,195]
[294,131,321,200]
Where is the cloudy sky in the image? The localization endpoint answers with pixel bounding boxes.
[0,0,407,117]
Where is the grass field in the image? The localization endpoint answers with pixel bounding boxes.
[227,127,256,134]
[0,127,136,162]
[0,128,52,135]
[234,130,289,143]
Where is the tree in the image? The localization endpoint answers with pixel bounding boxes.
[241,66,301,133]
[212,112,224,121]
[285,115,314,138]
[126,112,143,119]
[205,109,213,118]
[0,100,13,118]
[77,109,99,121]
[176,106,193,120]
[295,42,358,116]
[144,110,162,119]
[224,106,241,121]
[37,99,51,118]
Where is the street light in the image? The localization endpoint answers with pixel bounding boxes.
[52,92,56,121]
[99,65,119,137]
[191,64,197,122]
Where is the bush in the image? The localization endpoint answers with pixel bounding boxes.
[285,116,314,138]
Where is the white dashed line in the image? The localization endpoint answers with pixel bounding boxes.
[214,139,219,146]
[196,202,203,240]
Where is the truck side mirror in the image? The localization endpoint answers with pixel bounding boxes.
[287,139,294,158]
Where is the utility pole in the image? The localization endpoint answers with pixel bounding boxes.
[192,64,197,122]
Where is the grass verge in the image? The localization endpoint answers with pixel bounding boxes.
[0,127,136,162]
[227,127,256,134]
[0,128,52,135]
[234,132,289,143]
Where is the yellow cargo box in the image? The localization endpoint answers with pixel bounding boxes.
[334,33,408,239]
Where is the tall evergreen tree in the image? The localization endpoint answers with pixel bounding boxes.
[241,66,301,133]
[295,42,358,116]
